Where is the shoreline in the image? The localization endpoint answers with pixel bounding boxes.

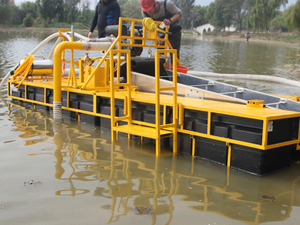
[1,26,299,47]
[182,30,300,48]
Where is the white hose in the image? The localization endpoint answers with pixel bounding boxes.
[0,32,59,91]
[29,32,59,55]
[187,71,300,87]
[48,37,63,59]
[0,31,73,92]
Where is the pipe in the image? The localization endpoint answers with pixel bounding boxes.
[53,41,113,120]
[187,71,300,88]
[53,42,83,120]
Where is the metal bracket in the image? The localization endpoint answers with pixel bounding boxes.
[247,100,265,108]
[265,98,287,109]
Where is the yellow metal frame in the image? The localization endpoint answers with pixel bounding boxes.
[6,17,300,163]
[110,48,178,156]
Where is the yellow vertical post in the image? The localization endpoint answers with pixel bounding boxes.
[117,53,120,84]
[77,113,80,124]
[71,49,77,87]
[130,21,135,45]
[67,90,69,108]
[227,142,231,167]
[297,119,300,150]
[172,50,177,153]
[126,50,132,125]
[191,135,196,156]
[105,60,109,86]
[44,88,46,104]
[124,95,128,115]
[79,59,83,83]
[93,93,97,114]
[207,111,211,135]
[110,52,116,142]
[163,104,167,125]
[262,119,268,149]
[155,50,161,156]
[178,103,184,129]
[25,84,27,99]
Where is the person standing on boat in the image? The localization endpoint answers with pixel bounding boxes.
[140,0,182,59]
[88,0,120,38]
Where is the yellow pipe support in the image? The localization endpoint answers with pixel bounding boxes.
[53,41,83,103]
[191,135,195,156]
[227,143,232,167]
[53,42,83,120]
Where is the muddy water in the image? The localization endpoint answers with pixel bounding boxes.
[0,29,300,225]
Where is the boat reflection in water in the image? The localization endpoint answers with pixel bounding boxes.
[8,102,300,224]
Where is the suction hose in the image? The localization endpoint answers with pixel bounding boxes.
[187,71,300,87]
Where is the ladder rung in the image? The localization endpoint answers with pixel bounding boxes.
[114,116,130,122]
[160,124,176,129]
[113,124,173,139]
[159,87,175,91]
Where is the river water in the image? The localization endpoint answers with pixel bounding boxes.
[0,29,300,225]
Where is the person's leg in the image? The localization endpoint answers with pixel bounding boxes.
[168,31,181,60]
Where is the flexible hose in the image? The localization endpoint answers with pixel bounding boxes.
[187,71,300,87]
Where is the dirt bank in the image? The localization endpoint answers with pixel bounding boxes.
[182,30,300,47]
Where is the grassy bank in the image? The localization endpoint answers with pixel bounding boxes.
[2,24,300,44]
[182,29,300,44]
[0,22,89,30]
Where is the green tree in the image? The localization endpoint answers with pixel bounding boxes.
[64,0,81,23]
[0,0,15,24]
[20,1,38,20]
[286,2,300,31]
[247,0,287,32]
[232,0,247,31]
[118,0,127,15]
[11,4,23,24]
[189,5,208,28]
[80,0,92,25]
[173,0,195,29]
[205,0,233,30]
[23,13,34,27]
[0,4,11,24]
[270,11,286,31]
[36,0,64,24]
[0,0,11,5]
[123,0,143,19]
